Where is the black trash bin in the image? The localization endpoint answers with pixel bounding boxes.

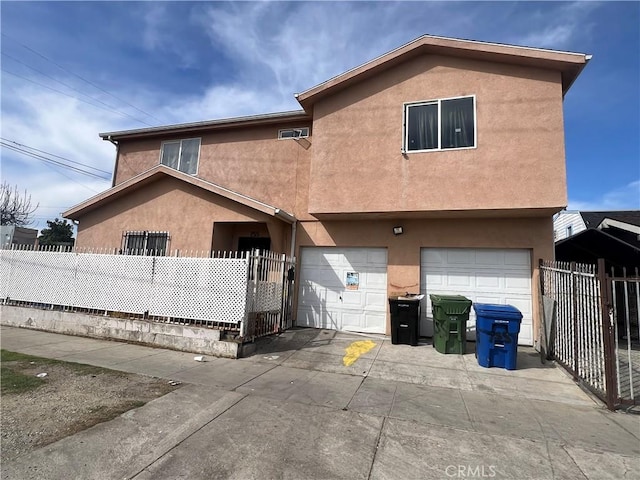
[389,295,422,346]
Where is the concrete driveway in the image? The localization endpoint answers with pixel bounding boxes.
[2,326,638,479]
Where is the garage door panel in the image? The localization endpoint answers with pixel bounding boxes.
[299,284,325,305]
[505,250,531,266]
[364,268,387,287]
[475,250,502,265]
[506,297,532,315]
[301,267,340,286]
[446,249,475,265]
[342,312,361,328]
[504,274,530,291]
[341,290,363,305]
[421,248,533,346]
[365,292,387,309]
[447,273,474,288]
[341,249,368,265]
[367,249,387,266]
[298,247,387,334]
[423,249,446,265]
[475,274,501,289]
[425,273,444,287]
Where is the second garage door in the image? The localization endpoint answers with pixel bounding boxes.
[297,247,387,334]
[421,248,533,346]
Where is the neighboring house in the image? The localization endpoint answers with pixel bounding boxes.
[0,225,38,247]
[63,35,591,346]
[553,211,584,241]
[553,210,640,241]
[554,210,640,270]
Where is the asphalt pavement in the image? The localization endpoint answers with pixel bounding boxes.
[1,325,638,480]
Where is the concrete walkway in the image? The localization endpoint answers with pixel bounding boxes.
[1,325,638,480]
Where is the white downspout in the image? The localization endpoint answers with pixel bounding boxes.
[290,221,297,260]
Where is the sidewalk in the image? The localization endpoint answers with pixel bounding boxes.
[2,325,639,479]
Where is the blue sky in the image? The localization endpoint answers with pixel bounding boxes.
[1,1,638,232]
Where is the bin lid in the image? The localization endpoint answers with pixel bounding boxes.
[473,303,523,321]
[389,294,424,303]
[429,294,472,305]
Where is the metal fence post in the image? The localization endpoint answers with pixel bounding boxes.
[571,261,579,379]
[598,258,618,410]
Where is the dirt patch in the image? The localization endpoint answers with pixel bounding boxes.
[1,351,179,462]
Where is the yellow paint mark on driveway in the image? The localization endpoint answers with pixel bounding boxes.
[343,340,377,367]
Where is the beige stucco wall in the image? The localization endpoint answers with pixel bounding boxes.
[297,216,554,341]
[76,177,291,254]
[308,54,567,214]
[107,53,569,222]
[114,124,313,219]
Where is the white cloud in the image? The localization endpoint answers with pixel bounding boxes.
[1,0,629,234]
[196,2,442,110]
[569,180,640,211]
[510,1,600,49]
[1,79,118,231]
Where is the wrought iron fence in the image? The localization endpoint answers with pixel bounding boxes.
[242,249,295,340]
[540,259,639,410]
[611,266,640,405]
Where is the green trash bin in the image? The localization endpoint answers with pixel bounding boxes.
[429,294,472,354]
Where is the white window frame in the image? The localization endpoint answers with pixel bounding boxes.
[402,95,477,153]
[159,138,201,175]
[278,127,309,140]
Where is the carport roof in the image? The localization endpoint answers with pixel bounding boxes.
[62,165,296,223]
[555,227,640,269]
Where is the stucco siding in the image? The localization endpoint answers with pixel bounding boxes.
[114,124,312,217]
[297,215,554,340]
[75,177,285,252]
[308,54,567,214]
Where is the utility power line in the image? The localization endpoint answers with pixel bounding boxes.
[0,142,110,180]
[40,161,104,194]
[2,33,165,124]
[2,52,154,127]
[0,138,112,175]
[2,69,154,126]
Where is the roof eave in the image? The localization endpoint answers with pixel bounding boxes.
[63,165,296,223]
[100,110,311,141]
[296,34,591,108]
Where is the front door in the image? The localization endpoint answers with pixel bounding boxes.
[237,236,271,253]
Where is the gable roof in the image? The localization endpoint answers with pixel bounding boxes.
[63,165,295,223]
[296,34,590,109]
[100,34,589,141]
[580,210,640,228]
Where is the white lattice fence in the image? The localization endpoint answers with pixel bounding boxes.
[1,250,77,305]
[73,254,154,313]
[150,257,249,323]
[0,249,249,325]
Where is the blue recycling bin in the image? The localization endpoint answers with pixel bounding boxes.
[473,304,523,370]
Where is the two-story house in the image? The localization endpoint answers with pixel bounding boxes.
[63,35,590,347]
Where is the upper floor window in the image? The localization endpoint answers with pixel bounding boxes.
[160,138,200,174]
[404,96,476,152]
[566,225,573,237]
[278,127,309,139]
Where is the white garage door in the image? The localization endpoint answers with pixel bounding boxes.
[421,248,533,346]
[297,247,387,334]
